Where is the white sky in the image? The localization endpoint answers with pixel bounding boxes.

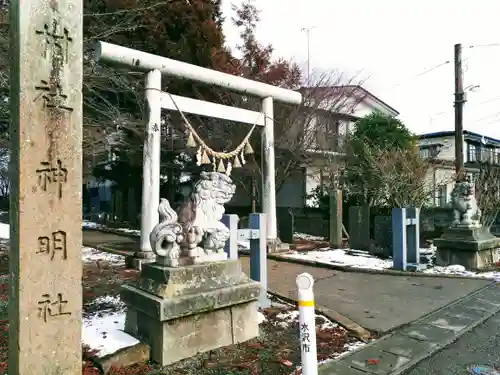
[222,0,500,139]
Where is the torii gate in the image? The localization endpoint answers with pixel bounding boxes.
[94,42,302,262]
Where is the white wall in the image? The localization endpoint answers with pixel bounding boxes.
[424,166,456,207]
[349,96,398,118]
[418,135,456,160]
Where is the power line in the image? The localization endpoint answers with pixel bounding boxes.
[468,43,500,49]
[391,60,451,89]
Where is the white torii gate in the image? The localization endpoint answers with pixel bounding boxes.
[94,42,302,257]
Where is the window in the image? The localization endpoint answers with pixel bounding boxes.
[468,143,477,162]
[420,148,430,159]
[419,145,441,159]
[466,172,479,185]
[436,184,447,207]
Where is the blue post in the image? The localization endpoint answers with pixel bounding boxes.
[392,208,407,271]
[249,213,270,308]
[221,214,239,260]
[406,208,420,265]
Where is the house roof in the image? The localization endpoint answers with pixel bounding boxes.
[418,130,500,145]
[300,85,400,116]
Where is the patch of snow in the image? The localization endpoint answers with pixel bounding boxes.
[272,308,340,330]
[82,221,140,236]
[284,246,500,281]
[420,245,436,255]
[82,311,139,357]
[257,311,266,324]
[238,240,250,250]
[284,249,393,270]
[274,310,300,328]
[114,228,140,236]
[423,265,500,281]
[294,232,326,241]
[0,223,8,240]
[81,247,125,267]
[315,314,337,330]
[82,220,102,229]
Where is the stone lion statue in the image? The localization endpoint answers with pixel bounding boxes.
[150,171,236,267]
[450,181,481,227]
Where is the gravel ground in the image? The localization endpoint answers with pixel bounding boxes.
[0,243,364,375]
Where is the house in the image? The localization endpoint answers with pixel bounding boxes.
[227,85,400,209]
[418,130,500,207]
[302,85,400,206]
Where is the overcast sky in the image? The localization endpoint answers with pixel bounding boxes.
[222,0,500,139]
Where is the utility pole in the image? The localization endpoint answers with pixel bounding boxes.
[454,43,466,181]
[301,26,316,84]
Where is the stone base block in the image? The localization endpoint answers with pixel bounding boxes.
[435,247,500,270]
[128,301,259,365]
[406,263,428,272]
[434,226,500,270]
[267,239,290,253]
[125,256,155,271]
[120,260,261,365]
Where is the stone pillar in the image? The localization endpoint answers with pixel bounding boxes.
[329,189,343,248]
[9,0,83,373]
[348,206,370,250]
[139,70,161,252]
[261,96,277,241]
[392,208,408,271]
[221,214,238,260]
[135,69,162,269]
[249,213,270,308]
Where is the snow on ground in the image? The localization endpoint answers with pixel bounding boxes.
[81,246,125,267]
[82,220,140,236]
[263,297,367,364]
[82,310,138,357]
[423,264,500,281]
[0,223,8,240]
[284,248,393,270]
[285,244,500,281]
[271,309,338,330]
[294,232,326,241]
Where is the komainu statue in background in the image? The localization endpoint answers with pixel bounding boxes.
[450,181,481,228]
[150,171,236,266]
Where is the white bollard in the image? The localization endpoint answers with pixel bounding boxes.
[296,273,318,375]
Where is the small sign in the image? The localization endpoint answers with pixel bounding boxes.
[237,229,260,241]
[467,365,500,375]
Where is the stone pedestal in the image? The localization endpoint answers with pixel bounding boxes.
[125,251,156,271]
[120,260,261,365]
[434,226,500,270]
[267,238,290,253]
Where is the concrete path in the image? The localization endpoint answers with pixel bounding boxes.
[404,306,500,375]
[83,229,493,334]
[319,283,500,375]
[238,257,491,333]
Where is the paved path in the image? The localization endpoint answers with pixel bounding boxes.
[239,257,491,333]
[319,283,500,375]
[404,307,500,375]
[83,229,493,334]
